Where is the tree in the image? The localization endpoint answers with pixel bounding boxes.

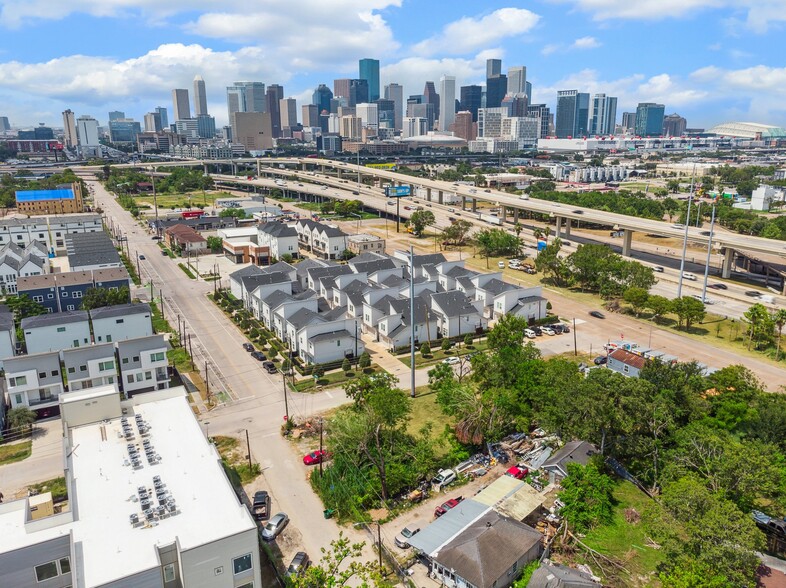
[289,532,382,588]
[407,209,435,237]
[558,461,615,533]
[419,341,431,356]
[463,333,474,347]
[281,253,294,264]
[4,294,47,323]
[743,303,773,350]
[671,296,705,330]
[206,236,223,252]
[5,406,36,430]
[663,198,680,222]
[475,228,521,257]
[535,238,571,287]
[646,294,672,321]
[623,287,650,317]
[80,286,131,310]
[441,338,452,353]
[358,351,371,370]
[341,357,351,373]
[666,179,681,194]
[773,308,786,360]
[219,208,247,219]
[441,220,473,247]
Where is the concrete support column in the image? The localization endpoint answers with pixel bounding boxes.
[721,247,735,279]
[471,198,477,213]
[438,191,444,205]
[462,196,467,211]
[337,169,342,179]
[426,188,432,202]
[500,206,507,222]
[555,216,563,239]
[513,208,520,225]
[204,163,209,175]
[563,217,571,237]
[621,229,633,257]
[257,160,261,176]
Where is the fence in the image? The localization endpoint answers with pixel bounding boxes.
[0,424,34,445]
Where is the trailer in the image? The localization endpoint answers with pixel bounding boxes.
[477,213,502,226]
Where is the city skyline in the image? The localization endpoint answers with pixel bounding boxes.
[0,1,785,129]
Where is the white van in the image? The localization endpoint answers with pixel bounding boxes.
[682,272,697,281]
[524,328,537,339]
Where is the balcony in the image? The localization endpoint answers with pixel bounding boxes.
[28,394,59,407]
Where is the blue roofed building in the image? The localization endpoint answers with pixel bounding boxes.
[15,183,84,214]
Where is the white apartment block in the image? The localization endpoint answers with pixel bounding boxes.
[21,311,91,354]
[117,335,170,397]
[4,351,64,411]
[62,344,118,391]
[90,303,153,344]
[0,386,262,588]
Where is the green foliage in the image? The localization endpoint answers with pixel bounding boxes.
[463,333,474,347]
[408,209,435,236]
[358,351,371,370]
[475,228,521,257]
[525,188,667,220]
[511,561,540,588]
[281,253,294,264]
[289,532,382,588]
[535,238,571,286]
[441,338,452,352]
[441,219,473,246]
[743,302,774,350]
[568,244,656,298]
[623,287,650,316]
[6,406,36,429]
[4,294,47,324]
[558,461,615,532]
[80,286,130,310]
[178,263,196,279]
[333,199,362,217]
[219,208,247,219]
[206,236,223,252]
[341,357,351,373]
[419,341,431,356]
[671,296,706,330]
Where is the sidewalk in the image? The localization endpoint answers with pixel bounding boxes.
[1,419,65,498]
[363,339,432,388]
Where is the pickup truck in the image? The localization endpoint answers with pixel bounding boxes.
[252,490,270,520]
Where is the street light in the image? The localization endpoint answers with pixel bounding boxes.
[677,165,697,298]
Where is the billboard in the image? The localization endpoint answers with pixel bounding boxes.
[385,185,411,197]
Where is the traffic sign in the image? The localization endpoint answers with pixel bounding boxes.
[385,185,411,197]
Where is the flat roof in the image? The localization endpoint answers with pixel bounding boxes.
[0,392,256,586]
[15,188,75,202]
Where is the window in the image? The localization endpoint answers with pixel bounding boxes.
[107,376,114,383]
[99,361,114,371]
[57,327,66,332]
[33,295,44,302]
[145,371,152,381]
[62,291,68,297]
[106,335,112,343]
[237,583,254,588]
[10,376,27,387]
[233,554,253,575]
[34,561,59,581]
[39,372,46,379]
[136,373,144,382]
[59,557,71,574]
[163,563,176,582]
[73,291,82,299]
[68,367,75,374]
[67,305,75,311]
[73,340,79,347]
[47,293,54,299]
[133,356,140,362]
[150,352,165,362]
[623,365,630,373]
[127,375,134,384]
[14,394,22,404]
[116,318,124,324]
[122,357,129,364]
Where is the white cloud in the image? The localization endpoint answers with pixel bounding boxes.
[412,8,540,56]
[380,54,492,100]
[571,36,602,49]
[553,0,786,32]
[541,44,561,56]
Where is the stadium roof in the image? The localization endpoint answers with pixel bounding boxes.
[15,188,75,202]
[706,122,786,139]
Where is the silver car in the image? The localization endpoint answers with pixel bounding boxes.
[260,512,289,541]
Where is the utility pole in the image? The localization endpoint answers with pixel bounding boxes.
[701,203,717,304]
[377,522,383,573]
[177,315,182,344]
[159,289,164,321]
[282,369,290,422]
[205,360,210,402]
[188,334,194,370]
[319,419,324,476]
[135,251,141,277]
[245,429,252,469]
[573,317,577,356]
[409,245,416,398]
[677,165,696,299]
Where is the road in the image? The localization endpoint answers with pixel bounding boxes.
[91,177,365,561]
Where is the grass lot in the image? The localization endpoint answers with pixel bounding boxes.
[0,439,32,465]
[213,435,261,486]
[582,480,663,583]
[29,477,68,502]
[135,190,228,209]
[293,366,383,393]
[399,340,489,368]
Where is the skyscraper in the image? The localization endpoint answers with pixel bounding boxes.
[423,82,439,122]
[384,83,404,131]
[375,99,395,129]
[356,103,379,131]
[451,111,476,142]
[62,110,78,148]
[155,107,169,130]
[333,79,368,107]
[555,90,590,138]
[501,94,528,117]
[662,113,687,137]
[407,98,435,131]
[280,98,298,130]
[76,115,100,146]
[266,85,284,138]
[485,74,507,109]
[144,112,162,133]
[312,84,333,114]
[486,59,502,79]
[359,58,380,102]
[635,103,665,136]
[108,111,125,121]
[527,104,551,139]
[193,75,208,116]
[171,89,191,121]
[525,81,532,104]
[302,104,319,128]
[507,66,527,95]
[589,94,617,136]
[459,85,482,121]
[227,82,266,125]
[438,75,456,132]
[621,112,636,132]
[196,115,216,139]
[231,112,273,151]
[333,79,351,101]
[0,117,10,132]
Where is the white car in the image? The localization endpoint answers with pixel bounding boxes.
[524,328,537,339]
[443,356,460,365]
[498,261,505,269]
[541,326,556,336]
[431,469,457,489]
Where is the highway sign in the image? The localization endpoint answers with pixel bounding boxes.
[385,185,411,197]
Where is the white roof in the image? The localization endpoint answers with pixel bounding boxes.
[0,393,255,587]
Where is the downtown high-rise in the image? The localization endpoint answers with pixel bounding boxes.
[555,90,589,138]
[359,58,380,102]
[635,102,665,136]
[438,75,456,132]
[193,75,208,116]
[589,94,617,136]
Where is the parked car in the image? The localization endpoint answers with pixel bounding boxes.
[506,466,529,480]
[589,311,605,319]
[303,450,330,465]
[432,468,457,489]
[443,356,460,365]
[551,324,564,335]
[394,525,421,549]
[593,356,608,365]
[435,497,464,517]
[532,326,543,336]
[262,360,277,373]
[260,512,289,541]
[138,254,146,260]
[250,351,266,361]
[160,250,168,256]
[498,261,505,269]
[653,266,664,272]
[561,324,570,333]
[252,490,270,520]
[522,266,537,274]
[541,326,555,336]
[242,343,254,352]
[287,552,310,578]
[151,235,163,241]
[524,328,536,339]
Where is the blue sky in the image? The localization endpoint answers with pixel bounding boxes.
[1,0,785,130]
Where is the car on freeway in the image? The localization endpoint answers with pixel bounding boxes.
[403,206,412,210]
[394,525,421,549]
[434,497,464,518]
[262,360,277,374]
[352,191,359,195]
[321,186,327,190]
[709,283,728,290]
[505,466,529,480]
[432,468,457,489]
[287,552,310,578]
[303,450,330,465]
[387,200,395,205]
[242,342,254,352]
[541,326,555,336]
[138,255,146,260]
[250,351,267,361]
[594,356,608,365]
[151,235,163,241]
[654,266,664,272]
[484,189,491,193]
[589,311,605,319]
[260,512,289,541]
[745,290,762,297]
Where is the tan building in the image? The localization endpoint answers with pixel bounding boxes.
[62,110,78,148]
[451,110,477,142]
[231,111,273,152]
[347,233,385,255]
[15,182,84,215]
[164,224,207,254]
[340,115,362,140]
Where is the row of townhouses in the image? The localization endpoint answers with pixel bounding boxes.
[230,251,548,365]
[17,268,131,313]
[0,241,49,294]
[0,213,103,253]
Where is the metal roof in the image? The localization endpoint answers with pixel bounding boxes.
[407,498,488,556]
[15,188,75,202]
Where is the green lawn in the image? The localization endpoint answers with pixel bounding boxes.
[582,480,663,581]
[293,366,383,392]
[29,477,68,501]
[0,439,32,465]
[408,387,442,437]
[135,191,228,209]
[398,340,488,368]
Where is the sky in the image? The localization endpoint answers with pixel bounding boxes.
[2,0,786,130]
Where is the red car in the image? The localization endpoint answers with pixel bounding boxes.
[506,466,529,480]
[434,497,464,518]
[303,450,330,466]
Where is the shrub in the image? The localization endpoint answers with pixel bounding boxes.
[464,333,474,347]
[441,338,452,352]
[420,342,431,356]
[342,358,351,373]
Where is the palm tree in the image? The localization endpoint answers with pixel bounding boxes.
[774,309,786,361]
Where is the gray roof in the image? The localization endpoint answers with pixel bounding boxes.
[89,303,151,321]
[444,265,472,278]
[370,294,397,311]
[241,271,290,292]
[66,232,121,268]
[430,291,477,318]
[293,258,329,278]
[433,512,542,588]
[350,252,388,264]
[322,305,348,321]
[351,258,396,274]
[408,499,488,555]
[259,222,297,238]
[262,261,296,275]
[261,289,294,309]
[0,307,13,332]
[62,342,116,363]
[479,278,517,296]
[22,310,89,329]
[307,265,353,283]
[229,265,265,282]
[412,253,447,267]
[527,564,598,588]
[319,224,347,238]
[542,441,597,474]
[287,307,325,330]
[456,276,476,290]
[309,329,352,343]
